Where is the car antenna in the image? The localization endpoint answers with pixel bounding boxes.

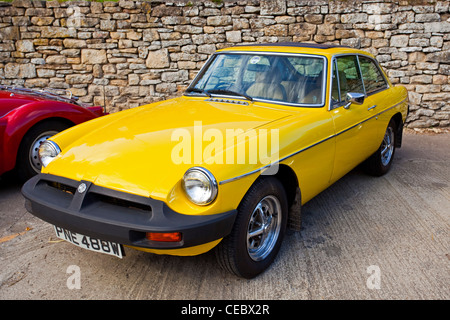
[102,84,106,113]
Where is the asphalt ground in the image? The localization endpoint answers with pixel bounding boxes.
[0,132,448,300]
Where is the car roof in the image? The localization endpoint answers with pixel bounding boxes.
[217,42,374,58]
[232,42,349,49]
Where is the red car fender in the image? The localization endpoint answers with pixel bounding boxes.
[1,100,102,175]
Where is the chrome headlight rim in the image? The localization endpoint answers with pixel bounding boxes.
[38,140,61,168]
[182,167,218,206]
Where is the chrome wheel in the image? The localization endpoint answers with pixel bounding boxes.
[247,195,282,261]
[381,126,394,166]
[28,130,58,173]
[216,177,288,278]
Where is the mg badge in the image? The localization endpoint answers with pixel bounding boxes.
[77,183,87,194]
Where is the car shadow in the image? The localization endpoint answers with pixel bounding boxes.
[0,171,23,191]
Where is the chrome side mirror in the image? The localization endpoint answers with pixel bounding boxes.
[343,92,365,109]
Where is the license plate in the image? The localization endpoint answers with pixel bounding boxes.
[54,226,123,258]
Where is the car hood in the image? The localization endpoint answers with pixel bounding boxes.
[46,97,293,199]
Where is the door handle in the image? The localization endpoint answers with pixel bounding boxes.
[368,105,377,111]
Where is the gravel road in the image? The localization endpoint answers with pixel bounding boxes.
[0,132,448,300]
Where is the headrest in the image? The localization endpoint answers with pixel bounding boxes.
[247,63,270,72]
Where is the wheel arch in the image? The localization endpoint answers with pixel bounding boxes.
[248,164,302,231]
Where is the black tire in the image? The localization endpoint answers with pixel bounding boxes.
[215,176,288,279]
[363,118,397,177]
[16,120,70,182]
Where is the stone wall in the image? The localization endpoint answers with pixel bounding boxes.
[0,0,449,127]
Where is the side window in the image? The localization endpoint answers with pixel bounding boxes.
[358,56,388,94]
[335,55,364,103]
[331,61,340,105]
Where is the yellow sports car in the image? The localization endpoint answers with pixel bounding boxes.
[22,43,408,278]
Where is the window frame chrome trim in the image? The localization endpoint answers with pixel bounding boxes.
[356,55,367,95]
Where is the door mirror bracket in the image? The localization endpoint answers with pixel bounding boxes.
[343,92,365,109]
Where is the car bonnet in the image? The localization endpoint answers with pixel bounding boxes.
[43,96,294,199]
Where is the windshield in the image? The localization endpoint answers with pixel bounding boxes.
[187,53,326,106]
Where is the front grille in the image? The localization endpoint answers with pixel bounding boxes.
[39,175,153,216]
[47,181,76,195]
[92,193,152,212]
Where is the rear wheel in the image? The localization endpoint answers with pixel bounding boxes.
[363,118,397,176]
[17,120,70,182]
[215,177,288,278]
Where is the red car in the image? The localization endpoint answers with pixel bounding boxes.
[0,85,105,181]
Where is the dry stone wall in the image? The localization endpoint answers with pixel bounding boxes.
[0,0,449,127]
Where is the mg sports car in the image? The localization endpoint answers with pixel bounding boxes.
[22,43,408,278]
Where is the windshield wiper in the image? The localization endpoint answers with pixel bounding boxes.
[206,89,253,101]
[185,87,211,97]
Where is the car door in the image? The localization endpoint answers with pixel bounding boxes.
[329,54,379,183]
[357,55,391,144]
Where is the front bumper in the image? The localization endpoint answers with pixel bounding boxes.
[22,173,237,250]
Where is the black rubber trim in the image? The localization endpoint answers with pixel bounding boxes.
[231,42,351,49]
[22,173,237,250]
[396,120,404,148]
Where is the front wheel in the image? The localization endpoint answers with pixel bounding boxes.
[16,120,70,182]
[363,119,397,176]
[215,177,288,278]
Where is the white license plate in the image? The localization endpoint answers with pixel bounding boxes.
[54,226,123,258]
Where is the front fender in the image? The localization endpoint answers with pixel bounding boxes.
[1,100,100,173]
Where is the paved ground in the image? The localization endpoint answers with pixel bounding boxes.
[0,132,448,300]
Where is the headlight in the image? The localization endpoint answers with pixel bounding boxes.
[38,140,61,168]
[182,167,218,205]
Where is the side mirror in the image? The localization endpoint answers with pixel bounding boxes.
[343,92,365,109]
